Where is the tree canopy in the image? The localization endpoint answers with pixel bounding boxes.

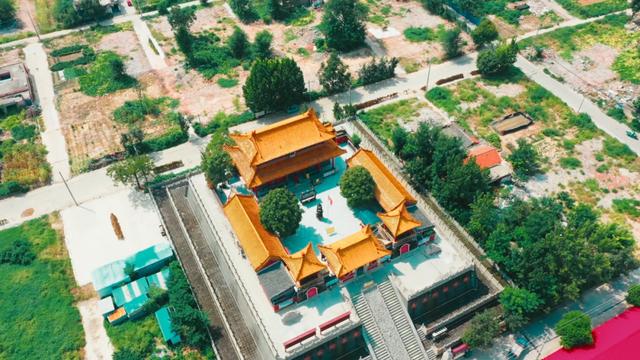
[471,18,499,47]
[253,30,273,59]
[462,309,501,349]
[508,139,542,180]
[106,155,155,190]
[201,140,234,186]
[321,0,367,52]
[556,311,593,349]
[0,0,16,27]
[627,284,640,306]
[340,166,376,207]
[259,188,303,237]
[243,57,306,113]
[319,52,352,95]
[441,28,462,59]
[500,287,542,330]
[227,27,251,59]
[477,40,519,76]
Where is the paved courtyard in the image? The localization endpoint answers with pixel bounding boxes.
[61,189,169,286]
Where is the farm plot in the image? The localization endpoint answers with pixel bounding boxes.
[425,70,640,238]
[519,14,640,129]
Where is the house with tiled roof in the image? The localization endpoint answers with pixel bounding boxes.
[224,108,346,193]
[465,144,512,183]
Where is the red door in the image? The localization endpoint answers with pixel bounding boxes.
[306,287,318,299]
[400,243,410,255]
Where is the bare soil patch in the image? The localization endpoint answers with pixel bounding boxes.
[579,0,606,5]
[96,31,152,77]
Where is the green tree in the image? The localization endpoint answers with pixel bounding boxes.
[340,166,375,207]
[632,0,640,13]
[508,139,541,180]
[319,52,352,95]
[462,309,501,349]
[120,127,145,156]
[75,0,107,23]
[106,155,155,190]
[259,188,303,237]
[556,311,593,349]
[227,26,250,59]
[441,27,462,59]
[476,40,519,76]
[229,0,257,22]
[632,98,640,131]
[243,57,306,113]
[321,0,367,52]
[267,0,297,20]
[168,5,195,28]
[471,18,499,47]
[201,142,234,186]
[391,126,408,155]
[627,284,640,306]
[253,30,273,59]
[357,57,399,85]
[500,287,542,330]
[0,0,16,27]
[466,192,497,242]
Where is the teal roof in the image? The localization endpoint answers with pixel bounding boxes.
[123,293,149,315]
[112,278,150,307]
[91,260,130,295]
[155,307,181,345]
[146,268,171,290]
[128,243,174,272]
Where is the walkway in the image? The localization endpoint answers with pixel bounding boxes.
[132,17,167,70]
[24,42,71,182]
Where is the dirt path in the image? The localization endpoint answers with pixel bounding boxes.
[16,0,36,33]
[77,298,114,360]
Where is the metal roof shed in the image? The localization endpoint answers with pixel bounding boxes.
[91,259,130,298]
[155,307,182,345]
[112,277,150,307]
[98,297,116,317]
[126,243,174,277]
[123,293,150,320]
[146,268,171,290]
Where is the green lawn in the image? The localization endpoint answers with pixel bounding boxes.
[554,0,628,19]
[359,98,427,145]
[0,216,85,360]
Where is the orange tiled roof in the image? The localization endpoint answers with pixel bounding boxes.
[224,108,345,188]
[346,149,416,212]
[466,145,502,169]
[377,202,422,238]
[223,194,286,271]
[318,226,391,278]
[282,243,326,282]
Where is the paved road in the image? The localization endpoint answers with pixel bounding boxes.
[132,17,167,70]
[0,135,207,231]
[516,55,640,155]
[24,42,71,182]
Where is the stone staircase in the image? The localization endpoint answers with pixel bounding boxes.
[351,278,427,360]
[353,291,393,360]
[378,280,427,360]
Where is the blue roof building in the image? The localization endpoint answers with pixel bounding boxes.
[112,278,150,307]
[155,307,181,345]
[91,260,130,298]
[146,268,171,290]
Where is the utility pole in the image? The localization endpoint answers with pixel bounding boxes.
[59,171,79,206]
[578,96,585,113]
[25,7,41,42]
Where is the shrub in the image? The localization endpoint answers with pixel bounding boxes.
[357,57,399,86]
[0,239,36,265]
[0,181,28,198]
[556,311,593,349]
[612,198,640,217]
[79,52,136,96]
[113,97,164,124]
[426,86,459,114]
[192,111,253,137]
[253,30,273,59]
[569,113,596,131]
[441,27,462,59]
[627,284,640,306]
[350,133,361,147]
[340,165,375,207]
[217,77,239,88]
[603,137,636,161]
[559,156,582,169]
[10,124,37,141]
[50,46,96,71]
[259,188,303,237]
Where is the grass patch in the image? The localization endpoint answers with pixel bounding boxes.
[0,31,36,45]
[603,137,637,162]
[612,198,640,217]
[106,315,162,357]
[554,0,628,19]
[359,99,425,144]
[79,52,137,96]
[403,27,435,42]
[35,0,58,33]
[217,77,239,88]
[426,86,460,114]
[0,216,85,359]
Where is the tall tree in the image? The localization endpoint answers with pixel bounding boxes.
[243,57,306,113]
[471,18,499,47]
[441,27,462,59]
[107,155,155,190]
[556,311,593,349]
[339,166,375,207]
[462,309,501,349]
[227,26,250,59]
[168,6,196,56]
[508,138,541,180]
[0,0,16,27]
[259,188,303,237]
[252,30,273,59]
[391,126,408,155]
[201,141,234,186]
[319,52,352,95]
[500,287,542,330]
[632,0,640,13]
[229,0,257,22]
[477,39,519,76]
[120,127,145,156]
[321,0,367,52]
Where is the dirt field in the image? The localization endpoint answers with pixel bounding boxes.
[57,74,175,172]
[579,0,606,5]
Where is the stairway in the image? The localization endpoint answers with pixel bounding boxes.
[352,291,393,360]
[378,280,428,360]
